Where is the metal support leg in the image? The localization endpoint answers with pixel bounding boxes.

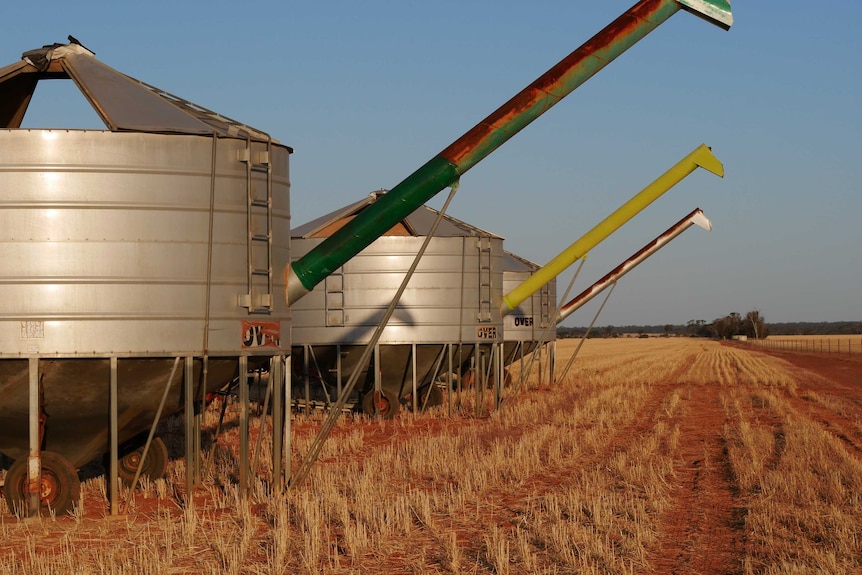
[495,343,503,409]
[239,355,249,497]
[374,345,381,393]
[109,357,119,516]
[476,345,484,417]
[303,346,311,414]
[272,356,283,491]
[251,371,273,480]
[184,356,195,501]
[518,342,527,389]
[285,355,292,484]
[447,344,453,418]
[27,357,40,518]
[519,342,524,380]
[194,357,206,484]
[457,345,463,413]
[410,343,419,413]
[336,344,342,400]
[538,344,544,387]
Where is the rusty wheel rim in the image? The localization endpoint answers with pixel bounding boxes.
[371,390,390,413]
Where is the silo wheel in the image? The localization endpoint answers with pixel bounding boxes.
[117,437,169,486]
[362,388,399,419]
[418,384,444,410]
[3,451,81,517]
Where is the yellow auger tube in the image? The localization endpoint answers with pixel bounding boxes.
[500,143,723,316]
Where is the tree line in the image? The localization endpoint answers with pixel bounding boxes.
[691,310,768,340]
[558,309,770,340]
[559,313,862,340]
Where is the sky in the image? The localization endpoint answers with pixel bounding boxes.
[3,1,860,327]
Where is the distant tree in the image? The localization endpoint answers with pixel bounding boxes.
[664,324,673,337]
[712,316,730,339]
[766,321,861,336]
[729,312,742,336]
[743,309,768,339]
[709,311,768,340]
[602,325,615,339]
[712,313,742,340]
[686,319,709,337]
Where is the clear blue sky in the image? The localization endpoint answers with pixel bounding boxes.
[4,1,860,327]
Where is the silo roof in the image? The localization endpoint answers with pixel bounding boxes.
[503,251,539,272]
[292,190,504,240]
[0,38,279,144]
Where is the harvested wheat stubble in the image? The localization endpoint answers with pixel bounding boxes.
[2,338,861,574]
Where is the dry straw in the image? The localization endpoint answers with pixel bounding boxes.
[1,338,860,573]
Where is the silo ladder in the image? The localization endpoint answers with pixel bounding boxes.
[240,139,274,313]
[478,237,493,323]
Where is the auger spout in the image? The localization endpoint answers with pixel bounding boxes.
[556,208,712,324]
[500,144,723,316]
[677,0,733,30]
[286,0,732,305]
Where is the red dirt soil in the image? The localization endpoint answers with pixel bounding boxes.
[644,343,862,575]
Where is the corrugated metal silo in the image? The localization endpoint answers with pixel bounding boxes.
[290,191,504,417]
[0,41,291,513]
[502,251,557,385]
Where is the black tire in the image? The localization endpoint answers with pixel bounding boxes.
[4,451,80,517]
[418,384,444,410]
[117,437,169,486]
[361,388,400,419]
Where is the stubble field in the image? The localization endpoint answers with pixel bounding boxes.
[2,337,861,574]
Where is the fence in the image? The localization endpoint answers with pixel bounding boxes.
[746,337,862,358]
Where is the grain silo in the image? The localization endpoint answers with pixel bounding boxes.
[290,191,504,418]
[502,251,557,386]
[0,40,291,514]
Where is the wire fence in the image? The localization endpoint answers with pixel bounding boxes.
[745,337,862,357]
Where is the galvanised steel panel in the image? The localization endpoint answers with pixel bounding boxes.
[502,268,557,343]
[0,130,291,356]
[291,235,503,345]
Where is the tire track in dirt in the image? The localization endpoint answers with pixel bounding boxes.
[649,382,744,575]
[445,352,704,568]
[785,388,862,459]
[755,348,862,460]
[418,353,694,567]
